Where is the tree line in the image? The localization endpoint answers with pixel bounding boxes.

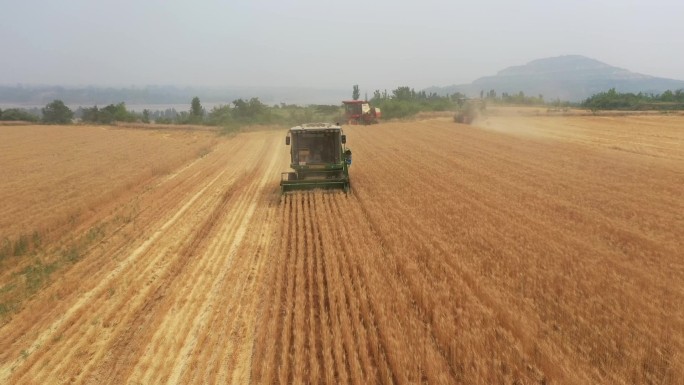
[0,97,341,130]
[0,107,41,122]
[5,86,682,126]
[0,100,74,124]
[480,89,547,105]
[365,87,571,118]
[0,88,536,126]
[581,88,684,111]
[369,87,466,119]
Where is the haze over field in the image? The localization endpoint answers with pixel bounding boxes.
[2,0,684,94]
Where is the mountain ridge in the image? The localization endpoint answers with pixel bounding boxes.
[427,55,684,102]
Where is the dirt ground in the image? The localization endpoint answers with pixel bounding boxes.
[0,115,682,384]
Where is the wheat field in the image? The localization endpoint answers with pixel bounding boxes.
[0,114,682,384]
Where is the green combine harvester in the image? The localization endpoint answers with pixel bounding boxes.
[280,123,352,193]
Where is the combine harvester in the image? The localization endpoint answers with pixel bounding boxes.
[280,123,352,193]
[454,99,485,124]
[342,100,381,125]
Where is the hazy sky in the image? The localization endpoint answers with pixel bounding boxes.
[2,0,683,92]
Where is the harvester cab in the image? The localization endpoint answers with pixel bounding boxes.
[342,100,381,125]
[280,123,352,193]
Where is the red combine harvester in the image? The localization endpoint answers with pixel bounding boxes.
[342,100,381,125]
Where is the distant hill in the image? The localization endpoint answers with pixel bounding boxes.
[427,55,684,102]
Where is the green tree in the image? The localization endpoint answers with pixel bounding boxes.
[232,97,269,122]
[81,106,100,122]
[352,85,360,101]
[207,105,233,126]
[80,103,135,124]
[102,102,133,123]
[190,96,203,119]
[142,109,150,123]
[42,100,73,124]
[660,90,674,102]
[392,86,414,101]
[675,89,684,102]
